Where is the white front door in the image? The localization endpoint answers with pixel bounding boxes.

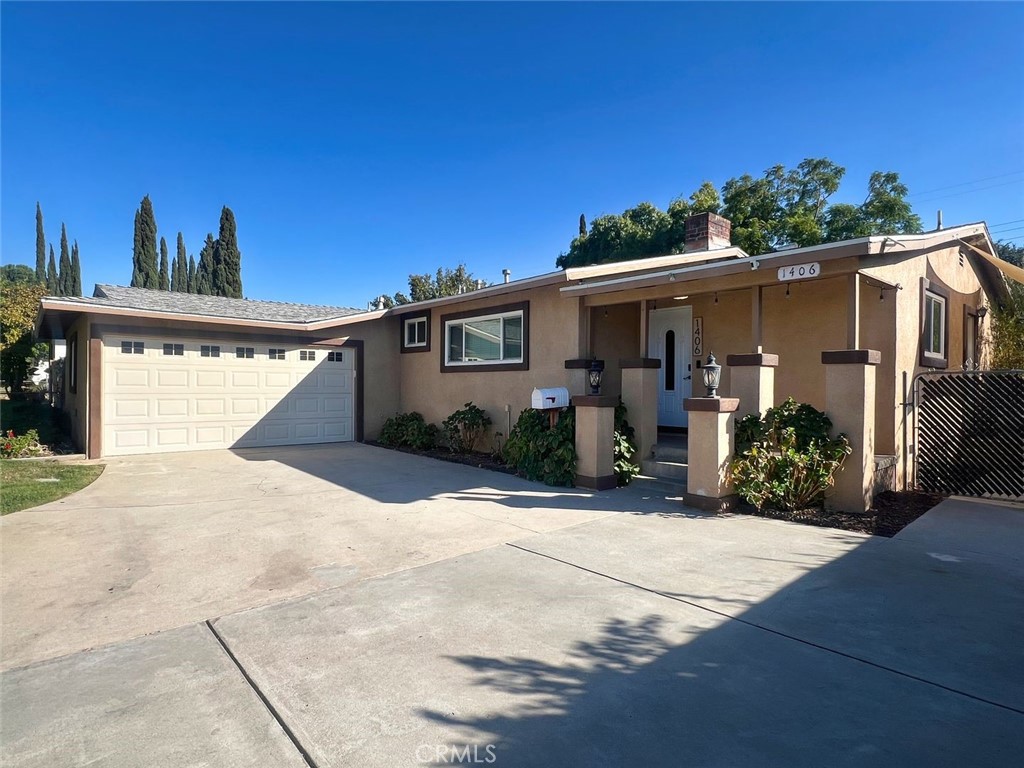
[648,307,693,428]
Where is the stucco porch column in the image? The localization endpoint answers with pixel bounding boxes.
[725,353,778,418]
[822,349,880,513]
[619,358,660,460]
[573,395,618,490]
[682,397,740,512]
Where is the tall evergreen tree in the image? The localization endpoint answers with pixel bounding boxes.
[46,245,58,294]
[71,241,82,296]
[58,223,72,296]
[196,234,216,295]
[170,255,179,293]
[213,206,243,298]
[35,203,46,283]
[175,232,187,291]
[159,237,170,290]
[187,254,197,294]
[130,195,159,289]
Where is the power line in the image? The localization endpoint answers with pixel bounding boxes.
[913,178,1024,205]
[990,218,1024,228]
[990,225,1024,236]
[909,170,1024,198]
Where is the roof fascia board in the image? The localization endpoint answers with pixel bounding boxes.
[564,247,745,280]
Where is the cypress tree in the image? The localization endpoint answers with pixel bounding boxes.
[187,254,197,293]
[213,206,243,298]
[159,237,170,290]
[35,203,46,283]
[175,232,187,291]
[71,241,82,296]
[58,223,72,296]
[46,245,58,293]
[196,234,216,295]
[131,195,159,289]
[170,253,178,292]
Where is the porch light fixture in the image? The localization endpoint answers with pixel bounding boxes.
[785,283,791,299]
[702,352,722,398]
[978,306,988,319]
[714,292,719,305]
[588,359,605,395]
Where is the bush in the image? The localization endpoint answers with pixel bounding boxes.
[729,399,850,511]
[614,403,640,486]
[1,429,46,459]
[378,412,439,450]
[504,408,577,486]
[442,402,491,454]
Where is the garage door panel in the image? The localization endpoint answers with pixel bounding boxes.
[102,336,355,456]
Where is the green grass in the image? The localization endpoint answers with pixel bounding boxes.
[0,399,67,447]
[1,460,104,515]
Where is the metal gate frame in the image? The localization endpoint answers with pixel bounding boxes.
[912,370,1024,500]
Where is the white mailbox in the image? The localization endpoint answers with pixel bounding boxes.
[532,387,570,410]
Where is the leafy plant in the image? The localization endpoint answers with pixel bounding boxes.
[1,429,46,459]
[729,400,850,511]
[504,408,577,486]
[613,402,640,486]
[378,412,439,450]
[442,402,491,454]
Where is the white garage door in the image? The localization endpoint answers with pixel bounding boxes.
[102,334,354,456]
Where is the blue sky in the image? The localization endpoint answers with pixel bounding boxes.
[2,1,1022,308]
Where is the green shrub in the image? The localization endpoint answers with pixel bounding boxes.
[378,412,439,450]
[729,400,850,511]
[504,408,577,486]
[613,403,640,486]
[442,402,491,454]
[1,429,45,459]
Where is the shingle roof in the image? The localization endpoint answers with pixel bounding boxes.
[51,284,362,324]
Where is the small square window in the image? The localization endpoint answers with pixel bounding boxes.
[121,341,144,354]
[236,347,255,359]
[404,317,428,348]
[201,345,220,358]
[327,351,344,362]
[269,348,286,360]
[299,350,316,361]
[163,343,184,356]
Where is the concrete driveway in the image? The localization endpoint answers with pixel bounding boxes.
[2,445,1023,766]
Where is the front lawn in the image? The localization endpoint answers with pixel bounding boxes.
[1,460,104,515]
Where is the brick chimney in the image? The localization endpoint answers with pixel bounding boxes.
[684,212,731,252]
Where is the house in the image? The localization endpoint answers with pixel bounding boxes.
[35,214,1013,510]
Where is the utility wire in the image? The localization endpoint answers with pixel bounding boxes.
[909,170,1024,198]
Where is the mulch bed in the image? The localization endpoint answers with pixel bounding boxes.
[737,490,946,537]
[368,442,517,476]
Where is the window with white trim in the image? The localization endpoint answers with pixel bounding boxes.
[268,348,286,360]
[236,346,254,359]
[404,318,427,348]
[121,341,144,354]
[201,345,220,358]
[327,351,344,362]
[299,350,316,361]
[163,343,184,356]
[923,291,946,361]
[445,309,523,366]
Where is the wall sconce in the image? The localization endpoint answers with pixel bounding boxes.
[785,283,791,299]
[701,352,722,398]
[978,306,988,319]
[588,359,605,395]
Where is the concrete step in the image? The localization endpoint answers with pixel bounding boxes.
[641,459,689,482]
[652,443,688,463]
[631,475,688,498]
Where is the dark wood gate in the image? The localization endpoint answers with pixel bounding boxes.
[914,370,1024,500]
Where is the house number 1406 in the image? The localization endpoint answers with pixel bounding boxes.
[777,262,820,281]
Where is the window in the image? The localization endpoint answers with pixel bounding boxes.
[236,346,255,359]
[121,341,144,354]
[201,345,220,358]
[299,350,316,361]
[964,308,979,369]
[664,330,675,391]
[269,348,286,360]
[442,302,528,371]
[162,343,184,356]
[921,280,949,368]
[400,312,431,353]
[327,351,344,362]
[405,318,427,348]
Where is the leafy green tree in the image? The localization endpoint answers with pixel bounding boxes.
[0,264,38,284]
[196,234,216,295]
[159,237,170,291]
[58,223,72,296]
[174,232,187,291]
[46,245,57,293]
[213,206,243,298]
[0,278,48,395]
[825,171,922,241]
[71,241,82,296]
[187,254,197,294]
[372,264,482,308]
[990,241,1024,369]
[131,195,159,289]
[35,203,46,282]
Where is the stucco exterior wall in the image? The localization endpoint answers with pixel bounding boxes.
[397,283,583,444]
[590,302,640,398]
[683,290,754,397]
